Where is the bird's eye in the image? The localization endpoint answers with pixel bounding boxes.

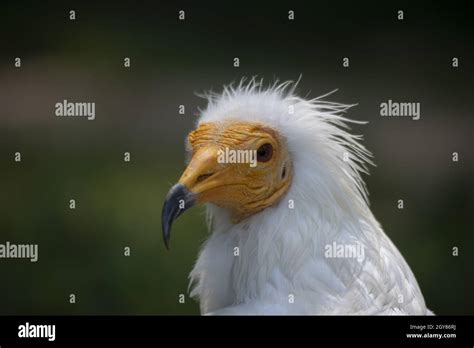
[256,143,273,162]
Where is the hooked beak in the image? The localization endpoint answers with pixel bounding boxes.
[161,183,196,250]
[161,147,219,250]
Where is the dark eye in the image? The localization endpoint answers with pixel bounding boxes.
[257,143,273,162]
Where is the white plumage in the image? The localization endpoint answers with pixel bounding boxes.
[184,79,430,315]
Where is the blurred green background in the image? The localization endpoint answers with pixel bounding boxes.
[0,0,473,314]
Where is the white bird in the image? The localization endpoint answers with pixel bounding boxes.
[161,78,431,315]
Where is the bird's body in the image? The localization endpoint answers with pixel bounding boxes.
[190,204,427,315]
[163,79,431,315]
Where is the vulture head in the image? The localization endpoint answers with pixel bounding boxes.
[162,79,370,248]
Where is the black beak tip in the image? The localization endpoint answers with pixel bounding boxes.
[161,183,196,251]
[161,200,173,250]
[162,224,171,250]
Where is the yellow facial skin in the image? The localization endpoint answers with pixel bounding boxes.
[177,121,293,223]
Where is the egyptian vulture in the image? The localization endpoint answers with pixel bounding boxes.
[161,79,431,315]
